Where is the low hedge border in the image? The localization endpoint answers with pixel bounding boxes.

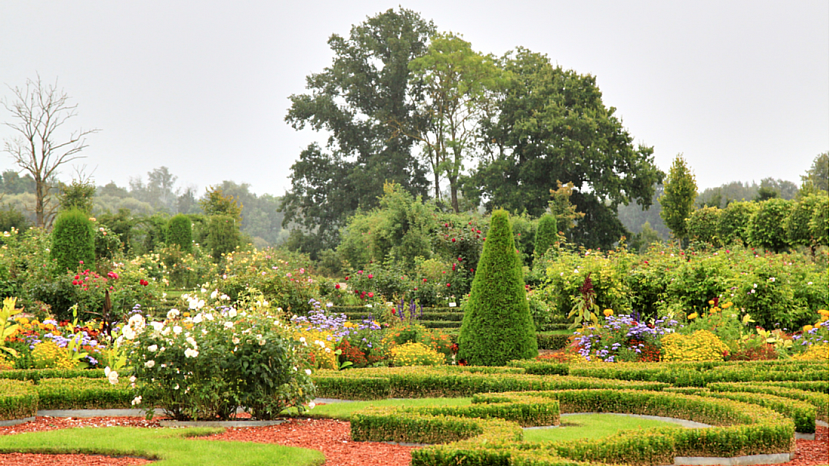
[398,389,795,466]
[696,391,817,433]
[34,378,134,410]
[536,333,570,350]
[708,383,829,422]
[749,381,829,393]
[0,380,37,421]
[312,367,667,400]
[0,369,106,383]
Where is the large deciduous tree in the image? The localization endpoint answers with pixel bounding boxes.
[463,48,662,248]
[2,76,98,227]
[281,8,434,257]
[397,32,502,212]
[659,154,697,242]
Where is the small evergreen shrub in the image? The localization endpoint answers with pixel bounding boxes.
[167,214,193,254]
[533,214,558,258]
[458,210,537,366]
[50,208,96,273]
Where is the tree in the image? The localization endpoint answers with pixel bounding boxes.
[2,76,98,227]
[801,151,829,193]
[457,210,537,365]
[533,214,558,258]
[168,214,193,254]
[282,8,434,257]
[398,32,502,212]
[200,186,242,222]
[660,154,697,241]
[57,178,96,214]
[464,48,662,248]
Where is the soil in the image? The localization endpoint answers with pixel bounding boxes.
[0,416,825,466]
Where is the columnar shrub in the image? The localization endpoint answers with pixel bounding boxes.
[206,215,240,260]
[747,198,792,252]
[686,206,722,246]
[51,208,96,273]
[458,210,537,366]
[534,214,558,258]
[808,196,829,246]
[167,214,192,254]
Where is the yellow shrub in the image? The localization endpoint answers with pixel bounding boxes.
[661,330,729,362]
[793,343,829,361]
[31,341,77,369]
[293,329,337,370]
[391,342,445,367]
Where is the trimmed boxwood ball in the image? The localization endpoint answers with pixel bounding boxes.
[50,208,96,273]
[534,213,558,258]
[167,214,193,254]
[458,209,537,366]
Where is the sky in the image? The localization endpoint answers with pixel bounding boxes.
[1,0,827,198]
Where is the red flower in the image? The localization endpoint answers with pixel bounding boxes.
[451,238,456,242]
[79,260,84,265]
[470,268,474,273]
[414,287,418,291]
[74,275,80,280]
[345,276,349,281]
[446,283,451,287]
[335,283,341,290]
[457,257,463,261]
[423,278,427,282]
[368,274,373,279]
[368,292,374,298]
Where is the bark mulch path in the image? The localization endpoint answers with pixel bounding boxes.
[0,416,826,466]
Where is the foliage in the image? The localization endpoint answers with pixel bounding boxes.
[167,214,192,254]
[458,210,537,365]
[747,198,792,252]
[391,342,445,366]
[718,201,757,246]
[129,307,315,421]
[808,195,829,246]
[800,151,829,193]
[661,330,729,361]
[199,186,242,222]
[572,313,678,362]
[281,8,434,258]
[206,214,240,261]
[533,214,558,258]
[660,154,697,241]
[93,222,122,263]
[0,204,30,233]
[686,206,722,247]
[57,179,95,214]
[50,208,96,273]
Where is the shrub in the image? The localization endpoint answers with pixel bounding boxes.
[808,195,829,246]
[30,341,76,369]
[129,307,315,421]
[206,215,240,261]
[533,214,558,259]
[661,330,729,362]
[51,208,96,273]
[718,201,758,246]
[687,206,722,246]
[458,210,537,365]
[391,342,445,366]
[167,214,192,254]
[747,198,792,252]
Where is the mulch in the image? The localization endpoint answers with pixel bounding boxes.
[0,416,825,466]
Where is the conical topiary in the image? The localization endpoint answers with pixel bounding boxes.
[458,209,537,366]
[51,208,96,273]
[168,214,193,254]
[534,214,558,258]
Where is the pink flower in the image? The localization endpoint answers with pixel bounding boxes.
[368,292,374,298]
[368,274,373,279]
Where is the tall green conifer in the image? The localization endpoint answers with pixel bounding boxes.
[458,210,537,365]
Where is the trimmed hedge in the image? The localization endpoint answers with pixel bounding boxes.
[399,389,796,466]
[698,390,817,433]
[0,368,106,383]
[0,380,37,421]
[34,378,134,410]
[536,332,570,350]
[708,382,829,422]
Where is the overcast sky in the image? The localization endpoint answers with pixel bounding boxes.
[1,1,827,198]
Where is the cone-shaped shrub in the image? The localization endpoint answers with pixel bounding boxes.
[534,214,558,258]
[168,214,193,254]
[51,208,96,272]
[458,209,537,366]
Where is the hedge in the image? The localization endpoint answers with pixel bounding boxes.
[0,380,37,421]
[708,383,828,422]
[399,389,796,466]
[34,378,134,410]
[536,332,570,350]
[697,390,816,433]
[0,368,106,383]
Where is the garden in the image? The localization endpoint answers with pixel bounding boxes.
[0,183,827,465]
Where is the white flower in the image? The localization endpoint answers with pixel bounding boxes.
[305,369,312,376]
[224,321,234,329]
[768,277,775,282]
[201,287,207,293]
[131,396,142,406]
[167,309,180,320]
[193,314,203,324]
[308,401,316,410]
[299,337,306,343]
[122,325,136,341]
[325,347,331,353]
[173,326,183,335]
[128,314,146,333]
[184,348,199,358]
[186,337,197,347]
[808,282,813,285]
[150,321,164,332]
[573,269,578,274]
[148,344,158,352]
[129,376,136,383]
[228,309,238,318]
[204,313,215,321]
[263,301,269,307]
[210,290,218,299]
[220,294,230,301]
[104,367,118,385]
[753,283,757,288]
[145,360,156,368]
[259,339,265,346]
[750,289,755,294]
[174,384,180,390]
[232,337,240,345]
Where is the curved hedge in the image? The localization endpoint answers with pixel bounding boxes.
[0,380,37,421]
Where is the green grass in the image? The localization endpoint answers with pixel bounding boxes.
[295,397,473,420]
[523,414,683,443]
[0,426,325,466]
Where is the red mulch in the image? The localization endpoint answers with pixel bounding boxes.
[0,416,825,466]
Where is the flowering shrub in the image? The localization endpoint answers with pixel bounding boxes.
[30,341,76,369]
[792,343,829,361]
[572,313,678,362]
[791,310,829,355]
[661,330,729,362]
[337,319,388,368]
[128,306,315,421]
[390,342,445,366]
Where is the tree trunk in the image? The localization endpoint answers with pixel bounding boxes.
[35,178,44,228]
[450,176,459,213]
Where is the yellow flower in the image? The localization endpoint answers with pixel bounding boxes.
[710,307,720,314]
[688,312,699,320]
[708,300,715,305]
[183,312,191,317]
[603,309,614,317]
[15,317,29,325]
[722,302,733,309]
[803,325,814,333]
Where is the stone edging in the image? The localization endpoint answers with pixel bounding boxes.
[0,417,35,427]
[674,453,792,465]
[159,419,287,428]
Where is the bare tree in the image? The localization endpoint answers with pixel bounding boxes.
[2,76,98,227]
